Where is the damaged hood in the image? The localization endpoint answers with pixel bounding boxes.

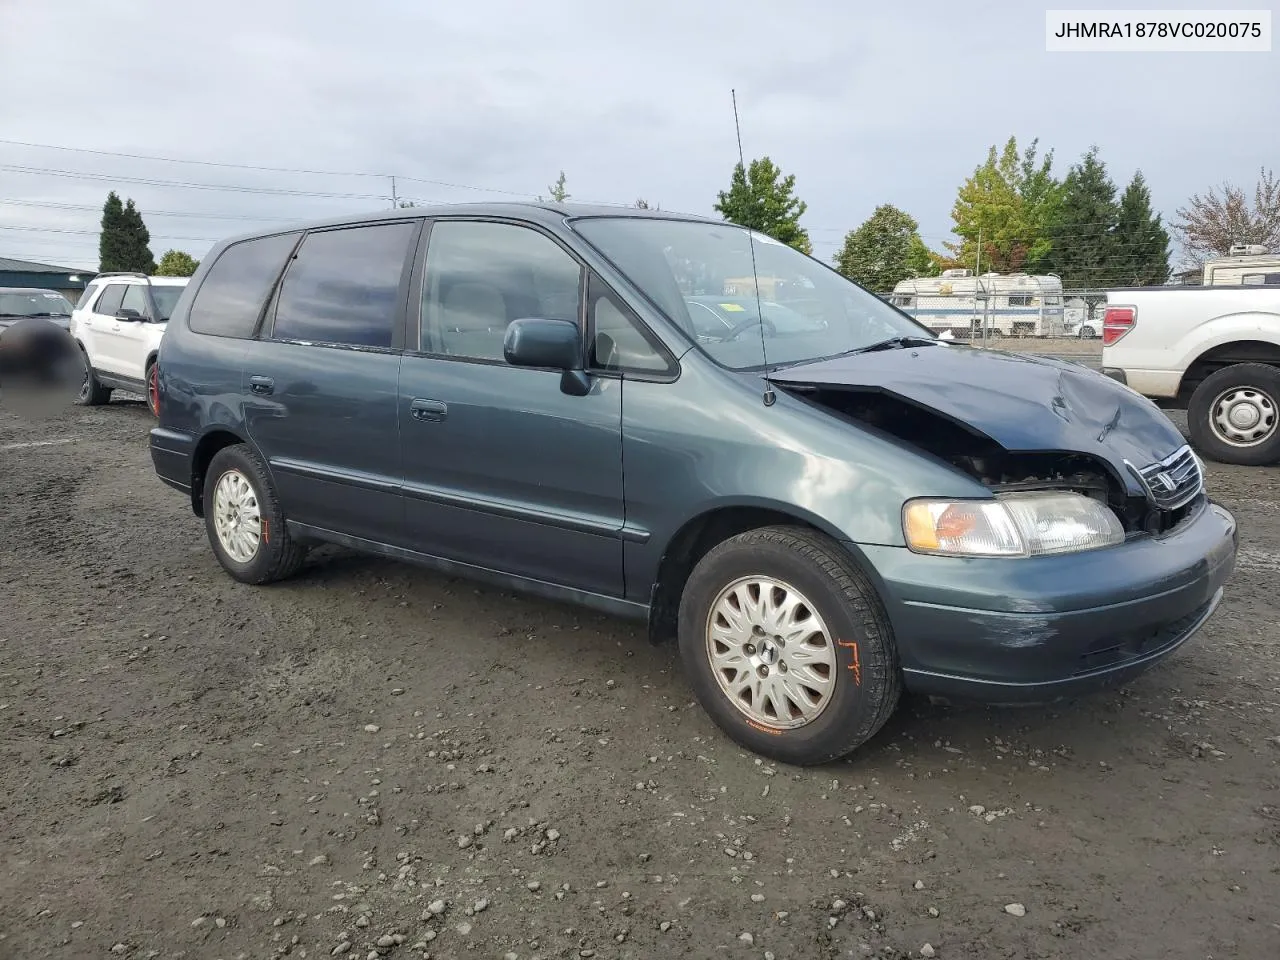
[771,343,1187,471]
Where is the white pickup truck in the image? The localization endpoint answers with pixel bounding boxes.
[1100,285,1280,465]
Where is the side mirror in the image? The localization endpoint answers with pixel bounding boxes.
[503,318,590,397]
[116,308,145,322]
[504,318,580,369]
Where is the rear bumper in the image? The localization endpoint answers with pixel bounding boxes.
[857,498,1238,703]
[1101,366,1127,385]
[150,426,193,495]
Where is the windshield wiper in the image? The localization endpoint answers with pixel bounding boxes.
[850,335,938,354]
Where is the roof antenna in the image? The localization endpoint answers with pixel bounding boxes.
[731,88,775,407]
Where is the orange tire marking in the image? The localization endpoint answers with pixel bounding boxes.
[746,718,783,736]
[836,640,862,686]
[261,518,270,544]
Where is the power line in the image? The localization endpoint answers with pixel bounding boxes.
[0,198,304,223]
[0,164,393,201]
[0,224,219,242]
[0,137,571,199]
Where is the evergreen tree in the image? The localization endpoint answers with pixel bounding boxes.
[1113,171,1171,285]
[98,191,128,272]
[835,204,932,291]
[99,192,156,273]
[714,157,812,254]
[1049,147,1120,287]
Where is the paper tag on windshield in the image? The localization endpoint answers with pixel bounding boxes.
[719,303,746,312]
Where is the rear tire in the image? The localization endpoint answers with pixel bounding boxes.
[1187,363,1280,466]
[676,525,902,766]
[203,443,308,584]
[75,350,111,406]
[145,359,159,417]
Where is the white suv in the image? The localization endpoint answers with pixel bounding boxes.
[70,272,189,415]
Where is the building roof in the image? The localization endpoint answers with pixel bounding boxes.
[0,256,89,275]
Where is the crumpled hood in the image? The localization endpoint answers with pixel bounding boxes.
[771,343,1187,477]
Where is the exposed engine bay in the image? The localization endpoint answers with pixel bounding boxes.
[780,385,1197,535]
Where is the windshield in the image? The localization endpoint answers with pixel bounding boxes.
[0,290,73,318]
[149,285,185,321]
[571,217,932,370]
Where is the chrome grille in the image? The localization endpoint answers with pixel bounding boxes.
[1126,444,1203,510]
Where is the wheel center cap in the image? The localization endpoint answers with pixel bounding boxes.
[757,640,780,665]
[1229,402,1261,429]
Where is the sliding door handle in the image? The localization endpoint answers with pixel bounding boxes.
[410,398,448,422]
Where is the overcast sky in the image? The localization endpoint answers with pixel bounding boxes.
[1,0,1276,271]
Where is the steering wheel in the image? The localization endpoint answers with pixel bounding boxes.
[723,317,777,342]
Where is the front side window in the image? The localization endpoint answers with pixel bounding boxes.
[188,231,302,338]
[420,220,583,361]
[587,273,675,375]
[120,284,149,317]
[94,283,127,317]
[272,222,416,348]
[570,217,931,371]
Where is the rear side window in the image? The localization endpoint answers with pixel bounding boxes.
[94,284,127,317]
[74,285,98,310]
[271,222,416,349]
[189,232,301,338]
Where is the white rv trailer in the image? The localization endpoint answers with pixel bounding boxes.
[889,269,1067,338]
[1200,245,1280,286]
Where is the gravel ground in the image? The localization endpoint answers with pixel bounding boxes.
[2,340,1278,960]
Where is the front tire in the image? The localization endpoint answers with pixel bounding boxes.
[677,525,902,766]
[203,444,308,584]
[1187,363,1280,466]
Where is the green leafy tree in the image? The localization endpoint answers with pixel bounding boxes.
[835,204,934,291]
[539,171,570,203]
[714,156,812,255]
[947,136,1061,274]
[906,235,943,278]
[155,249,200,277]
[1113,170,1171,285]
[99,191,155,273]
[1049,146,1120,287]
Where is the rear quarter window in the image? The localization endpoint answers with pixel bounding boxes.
[188,232,302,338]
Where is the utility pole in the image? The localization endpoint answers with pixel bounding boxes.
[389,176,398,209]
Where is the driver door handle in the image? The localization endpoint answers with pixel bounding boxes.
[249,375,274,396]
[411,398,447,422]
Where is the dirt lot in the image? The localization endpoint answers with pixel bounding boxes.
[3,340,1278,960]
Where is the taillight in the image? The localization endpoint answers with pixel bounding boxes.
[1102,305,1136,346]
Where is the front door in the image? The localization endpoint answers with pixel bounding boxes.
[397,218,626,598]
[243,219,421,547]
[84,281,129,375]
[108,284,155,381]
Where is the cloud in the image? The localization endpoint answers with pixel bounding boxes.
[0,0,1276,269]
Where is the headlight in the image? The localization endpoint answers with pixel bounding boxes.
[903,491,1125,558]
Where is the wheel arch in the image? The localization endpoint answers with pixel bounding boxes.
[645,502,882,646]
[190,427,254,518]
[1179,338,1280,404]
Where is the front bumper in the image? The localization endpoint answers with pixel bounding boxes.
[858,498,1238,703]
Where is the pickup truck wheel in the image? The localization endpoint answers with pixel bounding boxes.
[75,350,111,406]
[1188,363,1280,466]
[203,444,308,584]
[677,525,902,766]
